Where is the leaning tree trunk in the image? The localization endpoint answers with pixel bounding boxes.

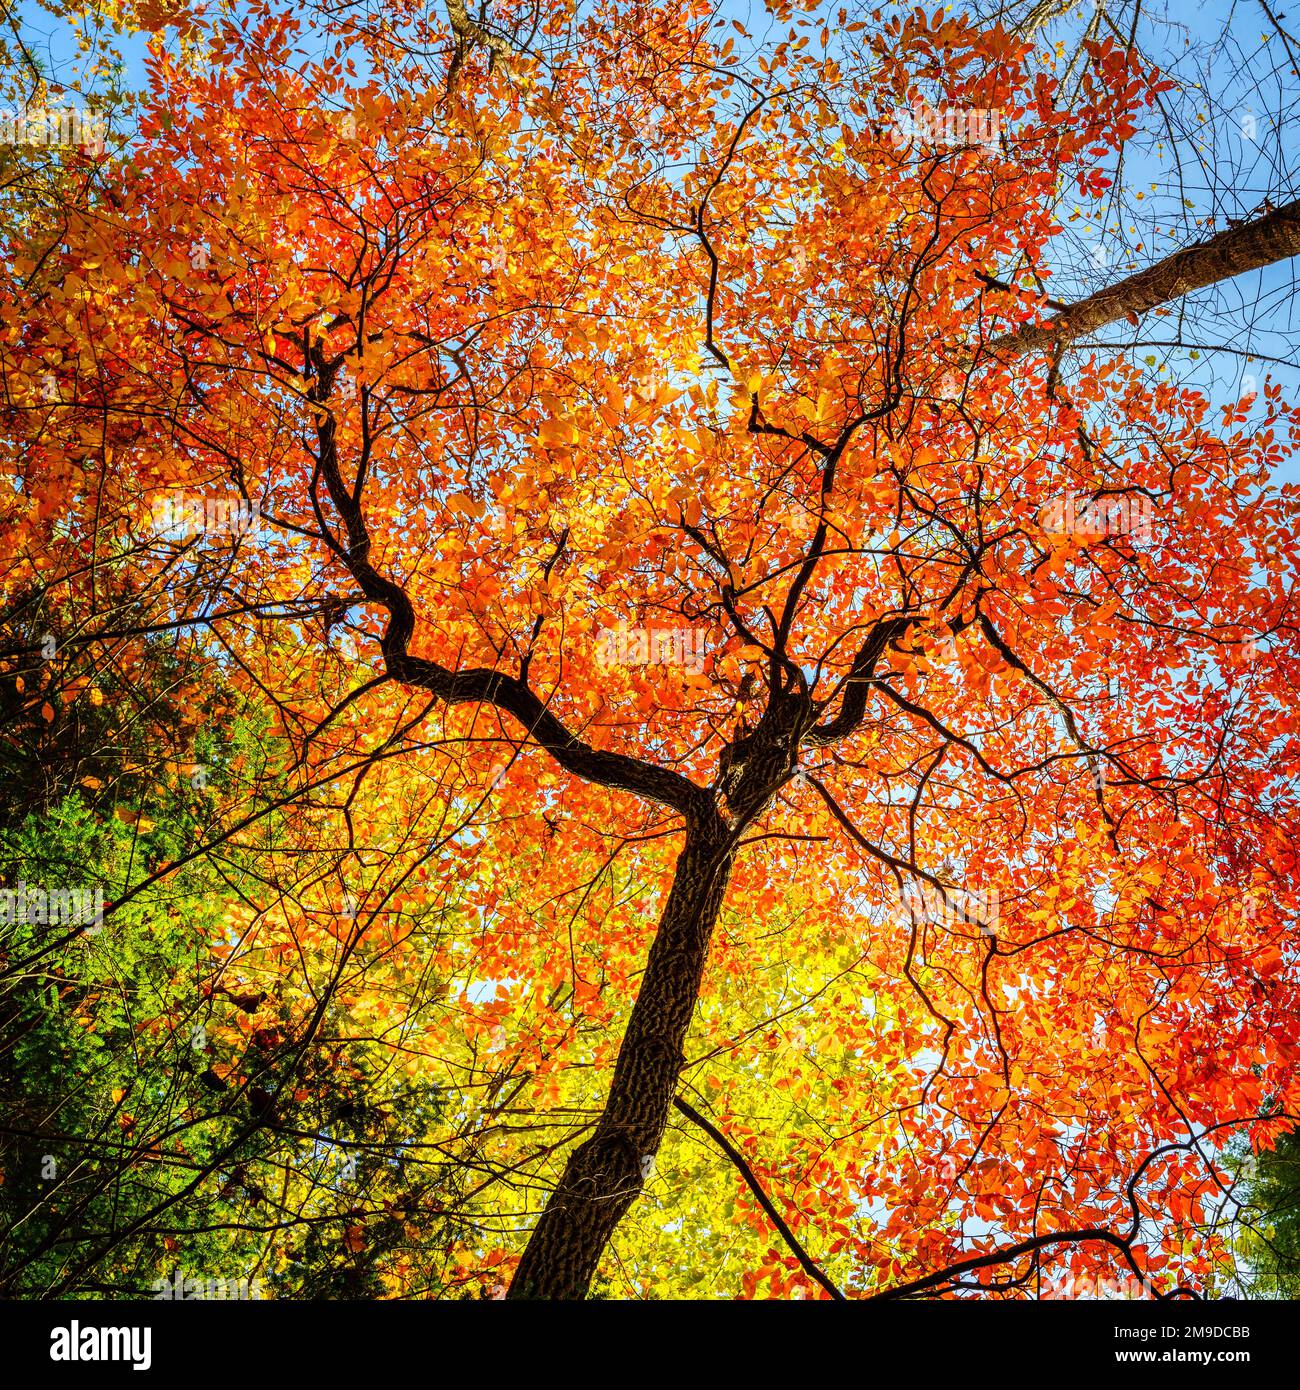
[508,815,736,1298]
[991,197,1300,356]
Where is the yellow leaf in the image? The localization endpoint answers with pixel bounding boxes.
[538,417,577,447]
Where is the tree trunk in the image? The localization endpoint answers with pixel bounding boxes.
[992,197,1300,356]
[507,815,735,1298]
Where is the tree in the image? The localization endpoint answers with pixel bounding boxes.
[1225,1129,1300,1298]
[0,602,475,1297]
[3,0,1300,1299]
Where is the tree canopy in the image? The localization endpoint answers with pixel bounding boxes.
[2,0,1300,1301]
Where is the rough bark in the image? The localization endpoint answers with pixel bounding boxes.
[507,816,736,1298]
[505,688,816,1298]
[445,0,520,59]
[990,197,1300,357]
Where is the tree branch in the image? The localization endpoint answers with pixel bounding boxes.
[673,1096,846,1301]
[309,361,713,824]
